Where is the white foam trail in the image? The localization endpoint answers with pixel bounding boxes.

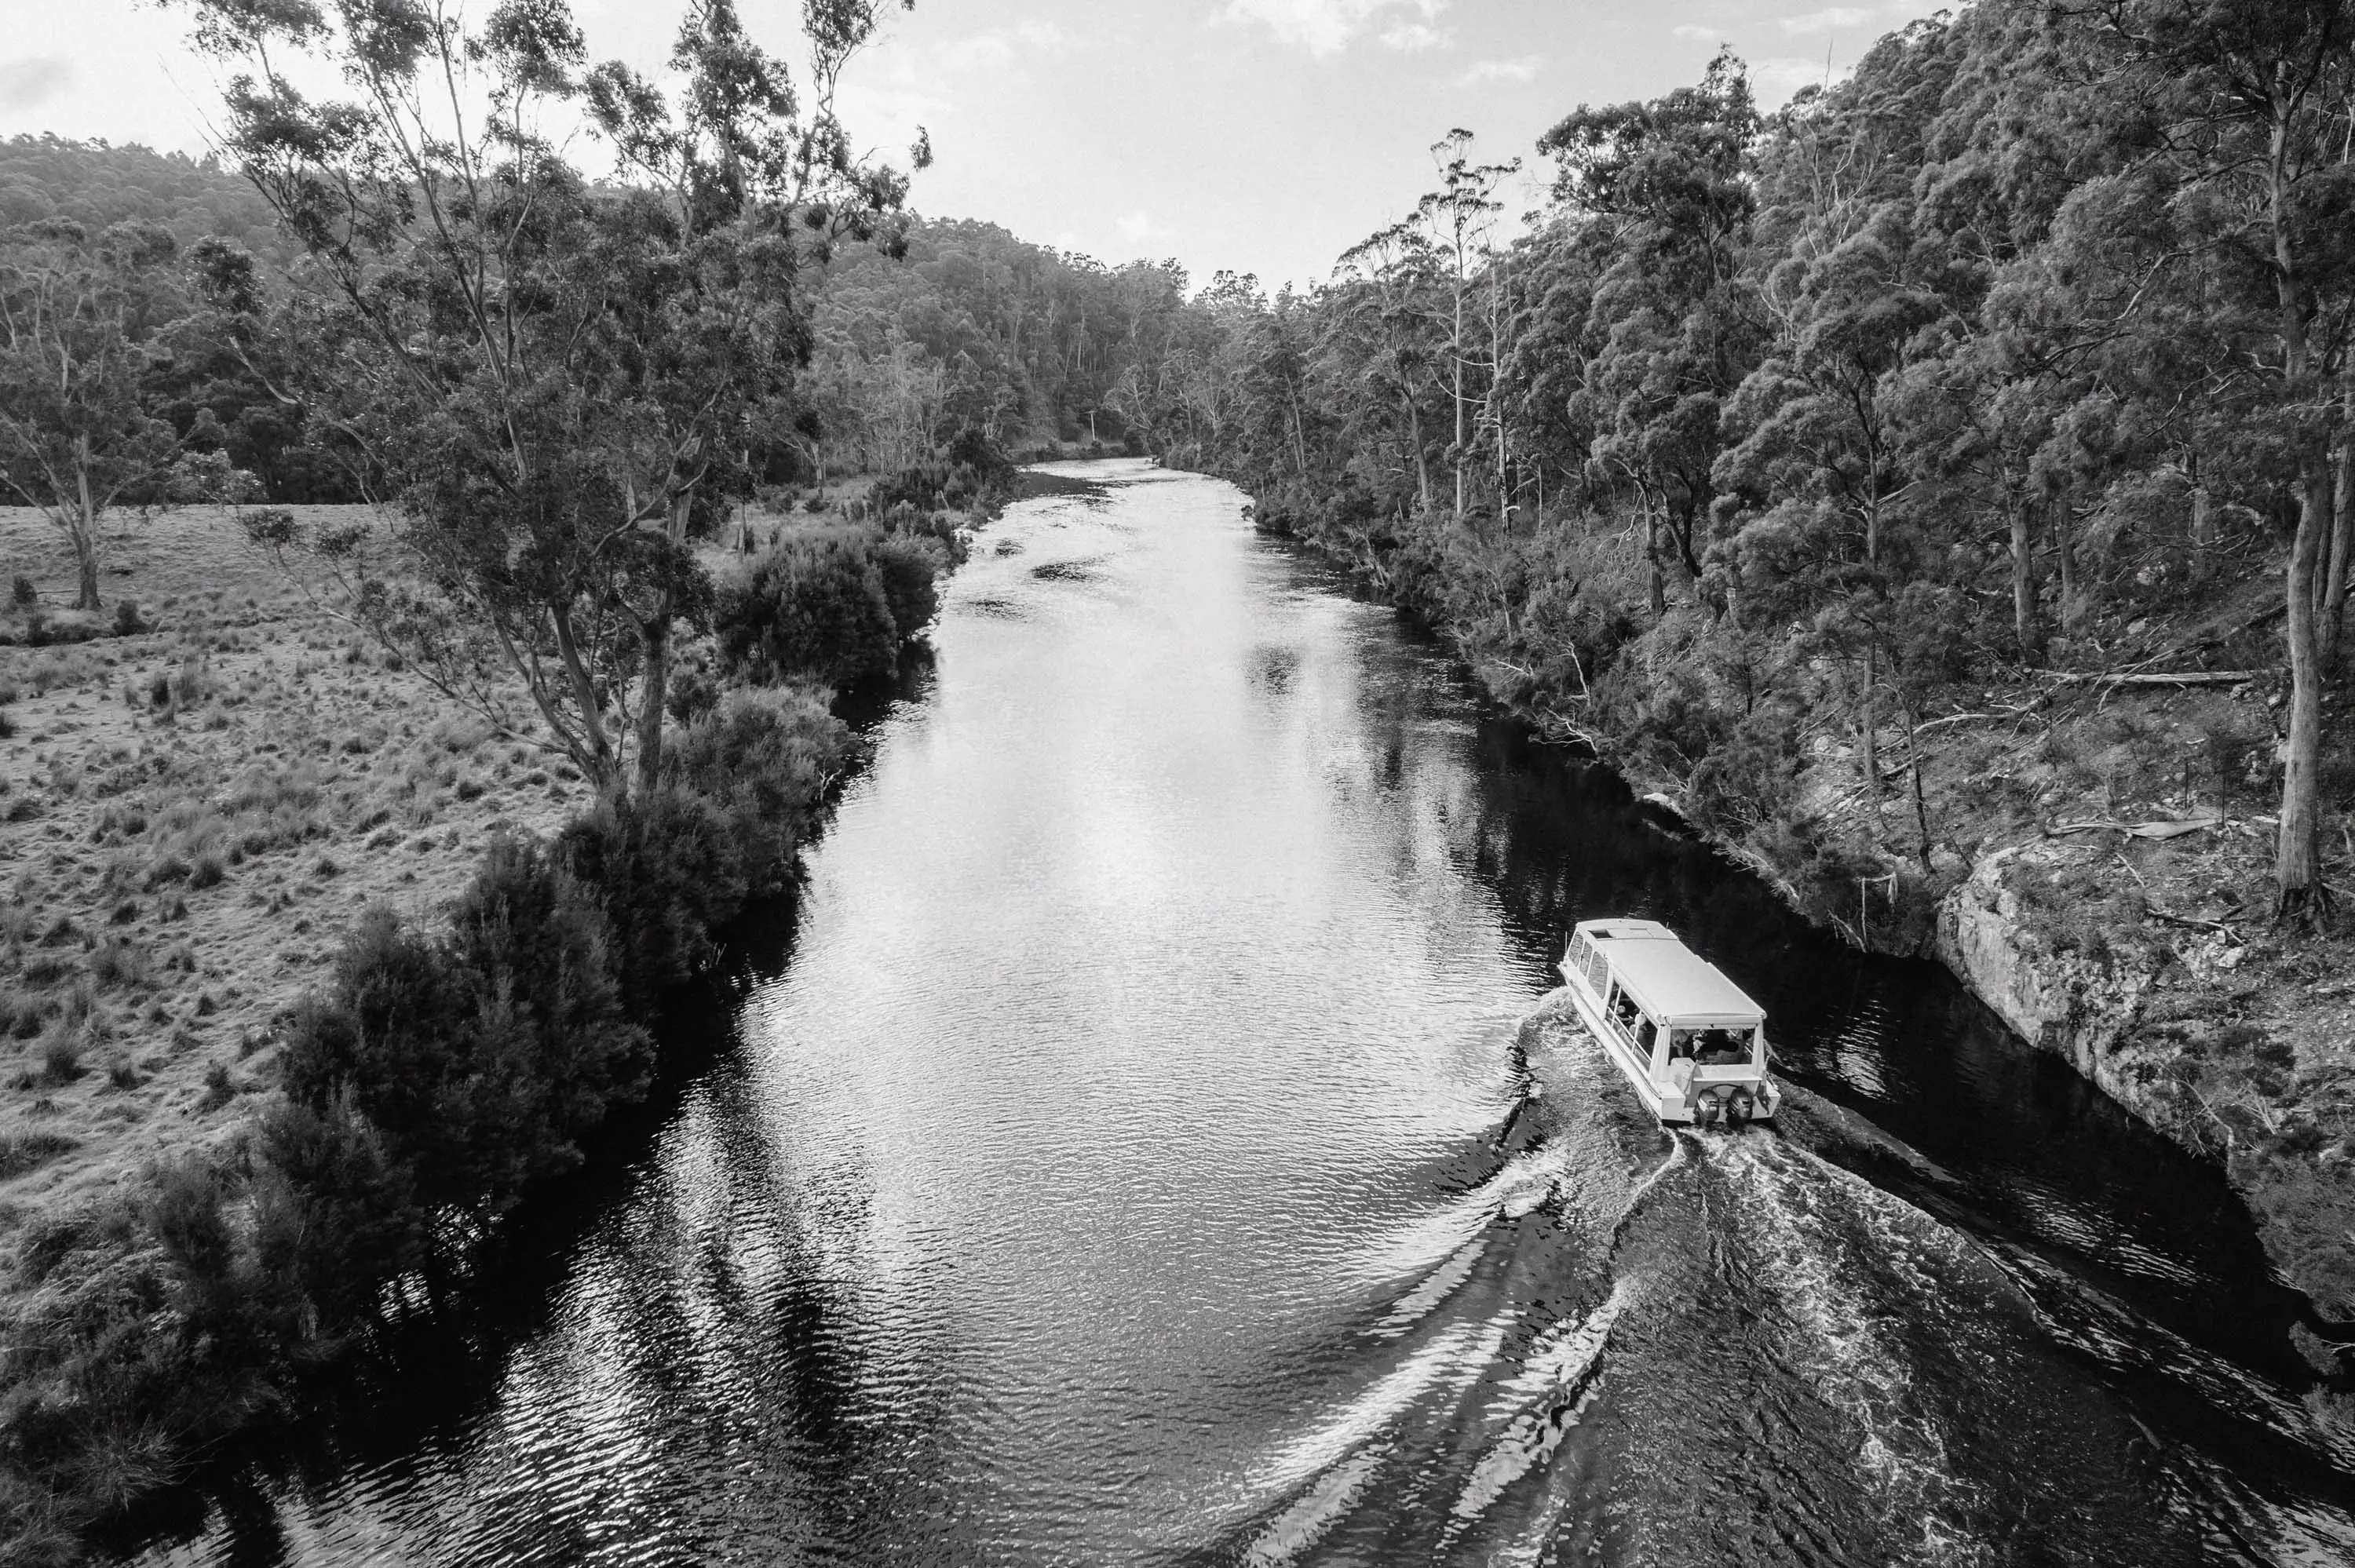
[1238,1449,1384,1568]
[1711,1138,1992,1568]
[1251,1313,1511,1497]
[1617,1132,1687,1224]
[1446,1279,1632,1534]
[1371,1234,1490,1338]
[1345,1142,1566,1287]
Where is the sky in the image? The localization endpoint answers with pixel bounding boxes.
[0,0,1953,293]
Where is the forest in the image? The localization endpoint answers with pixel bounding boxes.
[1145,3,2355,929]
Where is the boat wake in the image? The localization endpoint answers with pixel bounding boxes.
[1193,997,2355,1568]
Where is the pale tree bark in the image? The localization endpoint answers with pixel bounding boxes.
[2054,505,2077,639]
[2280,455,2329,918]
[2272,111,2331,921]
[2320,410,2353,670]
[1860,649,1881,804]
[71,436,101,611]
[2011,493,2043,662]
[2189,478,2215,584]
[1899,686,1933,872]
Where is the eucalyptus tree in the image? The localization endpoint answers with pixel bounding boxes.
[0,218,217,609]
[179,0,918,799]
[1540,51,1762,615]
[1331,220,1444,512]
[1413,129,1520,522]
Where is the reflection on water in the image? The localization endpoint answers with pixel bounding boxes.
[140,463,2353,1567]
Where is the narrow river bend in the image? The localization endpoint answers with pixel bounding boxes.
[150,461,2354,1567]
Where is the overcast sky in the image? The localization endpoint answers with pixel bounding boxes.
[1,0,1950,291]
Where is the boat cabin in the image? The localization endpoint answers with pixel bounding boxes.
[1559,918,1778,1125]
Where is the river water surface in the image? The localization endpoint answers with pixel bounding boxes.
[151,462,2355,1566]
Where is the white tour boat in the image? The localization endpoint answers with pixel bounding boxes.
[1558,918,1781,1128]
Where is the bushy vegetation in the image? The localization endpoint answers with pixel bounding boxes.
[714,523,946,689]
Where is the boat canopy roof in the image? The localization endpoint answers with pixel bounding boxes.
[1574,920,1764,1024]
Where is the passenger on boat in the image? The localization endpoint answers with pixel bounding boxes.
[1694,1029,1748,1066]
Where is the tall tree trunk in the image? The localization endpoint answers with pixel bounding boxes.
[2272,119,2328,921]
[2055,507,2076,639]
[1453,286,1468,524]
[2011,493,2043,663]
[2280,454,2329,919]
[636,617,670,797]
[1645,509,1666,618]
[1406,395,1432,513]
[71,438,102,611]
[2321,419,2353,671]
[1900,687,1933,873]
[550,603,620,799]
[1860,650,1881,804]
[2189,480,2215,584]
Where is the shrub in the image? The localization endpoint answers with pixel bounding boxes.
[111,600,143,636]
[0,1130,75,1180]
[276,838,649,1216]
[874,534,946,640]
[664,687,847,897]
[714,531,900,688]
[560,788,750,1013]
[41,1033,82,1085]
[10,574,34,607]
[197,1061,236,1111]
[665,655,722,727]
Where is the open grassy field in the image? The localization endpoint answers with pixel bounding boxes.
[0,504,596,1234]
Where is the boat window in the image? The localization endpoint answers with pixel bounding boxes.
[1581,941,1608,993]
[1693,1028,1751,1066]
[1609,986,1641,1034]
[1634,1015,1658,1053]
[1667,1029,1696,1061]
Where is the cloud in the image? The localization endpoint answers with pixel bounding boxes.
[1671,24,1718,42]
[938,20,1078,75]
[1116,210,1166,244]
[1453,54,1545,87]
[1780,5,1877,34]
[1218,0,1448,58]
[0,56,71,115]
[1749,55,1849,105]
[1379,21,1452,50]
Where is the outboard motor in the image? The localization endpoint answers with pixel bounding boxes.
[1729,1088,1754,1127]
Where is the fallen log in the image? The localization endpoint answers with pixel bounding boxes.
[2048,814,2222,840]
[2040,669,2266,687]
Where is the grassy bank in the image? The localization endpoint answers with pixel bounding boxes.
[0,476,992,1562]
[1246,493,2355,1332]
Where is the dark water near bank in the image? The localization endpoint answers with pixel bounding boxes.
[146,462,2353,1566]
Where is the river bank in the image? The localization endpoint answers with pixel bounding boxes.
[1237,492,2355,1336]
[0,477,995,1563]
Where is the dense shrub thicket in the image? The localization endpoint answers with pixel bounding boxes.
[715,523,949,688]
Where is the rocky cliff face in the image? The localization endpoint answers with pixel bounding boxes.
[1932,843,2355,1320]
[1935,846,2163,1118]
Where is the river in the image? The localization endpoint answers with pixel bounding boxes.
[143,461,2355,1566]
